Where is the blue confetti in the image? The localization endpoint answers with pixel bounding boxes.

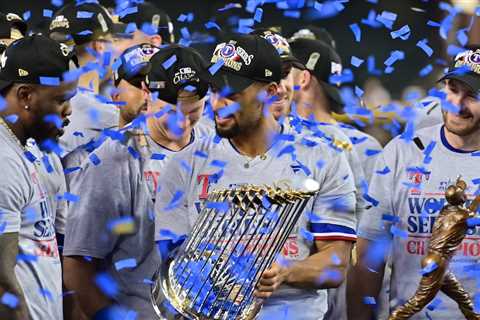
[300,228,314,242]
[363,296,376,305]
[204,21,220,30]
[284,10,301,18]
[77,11,93,18]
[355,86,364,97]
[23,11,31,21]
[426,297,442,311]
[351,56,364,67]
[118,6,138,19]
[209,59,224,75]
[17,254,37,262]
[218,3,242,11]
[164,191,185,211]
[376,166,391,175]
[127,146,140,159]
[390,25,411,40]
[376,11,397,29]
[95,273,118,298]
[115,258,137,271]
[43,114,63,129]
[456,29,468,46]
[151,153,166,160]
[363,193,379,207]
[205,201,229,213]
[381,214,399,223]
[416,39,434,57]
[390,225,407,238]
[194,151,208,158]
[1,292,18,308]
[162,55,177,70]
[365,149,381,157]
[63,192,79,202]
[210,160,227,168]
[5,114,18,123]
[24,150,37,163]
[254,7,263,22]
[419,64,433,77]
[217,102,240,118]
[43,9,53,18]
[349,23,361,42]
[41,155,54,173]
[421,261,438,275]
[384,50,405,67]
[89,153,101,166]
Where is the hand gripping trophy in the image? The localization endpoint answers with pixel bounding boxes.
[389,178,480,320]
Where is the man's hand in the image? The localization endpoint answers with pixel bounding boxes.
[254,263,289,299]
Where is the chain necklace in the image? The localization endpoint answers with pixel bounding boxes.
[0,116,27,152]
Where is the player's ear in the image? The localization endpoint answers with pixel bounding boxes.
[150,34,162,47]
[301,70,312,89]
[265,82,279,98]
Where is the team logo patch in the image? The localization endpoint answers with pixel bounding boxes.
[173,67,199,85]
[0,52,7,69]
[454,49,480,75]
[50,15,69,30]
[211,42,254,71]
[262,32,291,56]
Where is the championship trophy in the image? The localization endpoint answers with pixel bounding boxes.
[389,178,480,320]
[151,179,320,319]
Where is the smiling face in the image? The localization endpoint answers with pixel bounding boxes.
[270,63,294,120]
[113,79,149,125]
[443,78,480,137]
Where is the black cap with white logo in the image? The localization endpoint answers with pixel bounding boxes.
[118,1,175,44]
[209,34,282,94]
[0,12,27,41]
[289,26,337,50]
[114,43,160,88]
[0,35,78,93]
[49,1,121,46]
[290,38,344,113]
[439,49,480,93]
[147,45,211,104]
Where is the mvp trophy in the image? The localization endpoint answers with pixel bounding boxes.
[390,178,480,320]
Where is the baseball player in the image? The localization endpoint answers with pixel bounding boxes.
[0,35,77,320]
[62,44,212,319]
[155,34,357,320]
[348,48,480,320]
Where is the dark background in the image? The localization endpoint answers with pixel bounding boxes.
[0,0,465,98]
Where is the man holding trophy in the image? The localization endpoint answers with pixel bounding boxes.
[348,49,480,320]
[153,34,357,320]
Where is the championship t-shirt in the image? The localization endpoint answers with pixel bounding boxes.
[63,124,211,319]
[60,89,119,155]
[155,128,357,319]
[358,124,480,320]
[0,126,62,320]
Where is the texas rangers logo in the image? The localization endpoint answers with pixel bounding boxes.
[407,171,431,185]
[211,42,254,71]
[219,44,236,59]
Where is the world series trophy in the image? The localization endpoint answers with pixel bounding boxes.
[389,178,480,320]
[151,179,320,320]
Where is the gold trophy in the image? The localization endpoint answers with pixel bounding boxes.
[389,178,480,320]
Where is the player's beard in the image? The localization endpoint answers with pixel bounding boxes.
[30,118,69,153]
[215,110,262,139]
[442,109,480,137]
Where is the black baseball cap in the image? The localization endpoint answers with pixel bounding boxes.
[113,43,160,88]
[0,12,27,40]
[209,34,282,94]
[439,49,480,93]
[0,35,78,92]
[49,1,121,46]
[289,26,336,49]
[118,1,175,44]
[147,45,211,104]
[290,38,344,113]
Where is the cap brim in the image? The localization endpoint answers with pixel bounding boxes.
[0,78,12,94]
[438,71,480,93]
[321,81,345,114]
[210,68,255,95]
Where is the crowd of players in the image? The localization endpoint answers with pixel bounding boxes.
[0,1,479,320]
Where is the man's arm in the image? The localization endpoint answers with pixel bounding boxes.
[347,238,387,320]
[255,239,352,298]
[63,256,112,318]
[0,233,29,320]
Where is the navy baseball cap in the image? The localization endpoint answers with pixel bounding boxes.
[0,35,78,92]
[290,38,344,113]
[147,45,211,104]
[113,43,160,87]
[209,34,282,94]
[49,1,122,45]
[439,49,480,93]
[118,1,175,44]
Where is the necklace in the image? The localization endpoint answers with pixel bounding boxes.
[0,117,26,152]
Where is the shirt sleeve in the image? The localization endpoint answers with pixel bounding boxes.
[311,148,357,241]
[357,142,396,241]
[154,155,193,242]
[0,156,29,233]
[63,142,133,259]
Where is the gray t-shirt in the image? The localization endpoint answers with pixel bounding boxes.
[0,126,62,320]
[155,128,357,319]
[63,124,210,319]
[358,124,480,320]
[26,139,68,235]
[60,89,119,155]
